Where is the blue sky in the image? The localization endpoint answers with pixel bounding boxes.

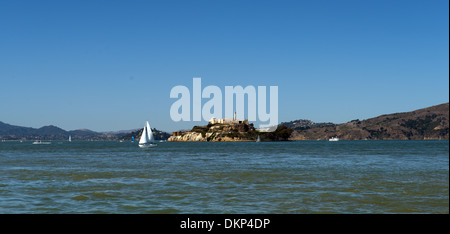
[0,0,448,132]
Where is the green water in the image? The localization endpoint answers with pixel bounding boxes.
[0,140,448,213]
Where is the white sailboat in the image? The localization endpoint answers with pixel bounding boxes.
[139,121,157,148]
[69,135,72,142]
[329,136,339,141]
[256,135,261,142]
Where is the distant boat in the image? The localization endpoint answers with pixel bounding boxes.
[33,140,51,145]
[329,137,339,142]
[131,136,135,142]
[139,121,157,148]
[68,135,72,142]
[256,135,261,142]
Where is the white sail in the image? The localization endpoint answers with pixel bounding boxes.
[139,121,157,148]
[146,121,155,142]
[139,124,149,144]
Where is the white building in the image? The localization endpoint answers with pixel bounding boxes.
[209,112,241,124]
[209,118,237,124]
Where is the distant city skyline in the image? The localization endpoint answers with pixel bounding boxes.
[1,0,448,132]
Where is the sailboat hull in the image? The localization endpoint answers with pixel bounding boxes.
[139,143,157,148]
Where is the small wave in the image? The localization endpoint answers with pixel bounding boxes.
[144,208,180,214]
[71,195,89,201]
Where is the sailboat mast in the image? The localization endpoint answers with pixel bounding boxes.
[146,121,154,142]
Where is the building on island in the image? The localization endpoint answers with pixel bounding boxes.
[209,111,249,125]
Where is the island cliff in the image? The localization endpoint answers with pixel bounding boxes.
[169,121,257,142]
[168,121,292,142]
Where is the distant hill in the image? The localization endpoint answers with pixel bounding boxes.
[0,121,36,137]
[0,121,111,140]
[281,119,336,131]
[0,121,170,141]
[289,103,449,140]
[36,125,68,138]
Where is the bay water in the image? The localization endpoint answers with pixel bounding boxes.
[0,140,448,213]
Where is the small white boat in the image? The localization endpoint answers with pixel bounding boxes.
[329,137,339,142]
[256,135,261,142]
[33,140,51,145]
[139,121,157,148]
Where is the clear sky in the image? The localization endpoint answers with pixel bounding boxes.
[0,0,448,132]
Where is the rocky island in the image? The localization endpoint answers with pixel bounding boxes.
[168,116,292,142]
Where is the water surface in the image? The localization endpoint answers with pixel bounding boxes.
[0,140,448,213]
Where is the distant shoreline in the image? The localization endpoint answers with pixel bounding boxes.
[1,103,448,141]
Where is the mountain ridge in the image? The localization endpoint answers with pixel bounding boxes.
[0,121,170,141]
[289,103,449,140]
